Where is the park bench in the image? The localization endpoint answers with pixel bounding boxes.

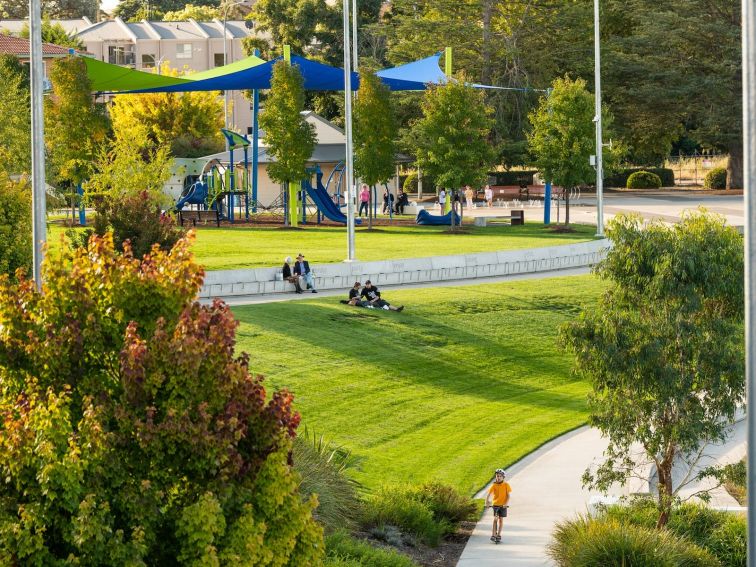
[473,210,525,227]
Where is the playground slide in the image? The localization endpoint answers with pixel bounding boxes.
[304,178,362,225]
[175,181,208,211]
[416,209,461,226]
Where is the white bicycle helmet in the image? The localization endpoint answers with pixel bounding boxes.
[495,468,506,477]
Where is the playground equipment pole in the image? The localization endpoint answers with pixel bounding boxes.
[30,0,46,290]
[593,0,605,237]
[742,0,756,562]
[252,48,260,213]
[343,0,356,260]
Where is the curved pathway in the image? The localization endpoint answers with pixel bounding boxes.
[457,419,747,567]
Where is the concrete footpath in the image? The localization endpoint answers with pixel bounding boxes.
[456,419,748,567]
[457,427,608,567]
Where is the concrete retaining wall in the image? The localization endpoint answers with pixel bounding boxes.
[200,239,609,299]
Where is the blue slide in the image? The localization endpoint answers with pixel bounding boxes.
[176,181,208,211]
[416,209,461,226]
[303,173,361,225]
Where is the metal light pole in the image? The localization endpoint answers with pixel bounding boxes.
[742,0,756,563]
[343,0,356,260]
[222,0,245,131]
[30,0,46,290]
[593,0,605,237]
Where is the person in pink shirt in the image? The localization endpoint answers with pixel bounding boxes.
[359,184,370,217]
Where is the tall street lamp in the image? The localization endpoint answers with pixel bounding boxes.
[742,0,756,563]
[342,0,356,260]
[29,0,46,289]
[593,0,604,237]
[222,0,247,130]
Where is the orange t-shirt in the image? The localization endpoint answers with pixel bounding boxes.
[488,481,511,506]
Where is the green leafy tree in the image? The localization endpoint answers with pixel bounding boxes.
[45,56,109,219]
[411,78,495,229]
[528,76,619,225]
[162,3,221,20]
[19,19,85,49]
[0,0,97,18]
[0,232,325,564]
[109,64,225,159]
[559,211,744,528]
[0,173,31,279]
[114,0,221,21]
[0,55,30,175]
[354,71,397,229]
[258,61,316,227]
[248,0,342,64]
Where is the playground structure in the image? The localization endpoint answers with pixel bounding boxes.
[170,129,368,227]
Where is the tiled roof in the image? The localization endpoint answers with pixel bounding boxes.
[0,34,88,56]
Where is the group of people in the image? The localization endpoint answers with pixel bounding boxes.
[358,184,410,217]
[282,254,317,294]
[438,185,495,211]
[341,281,404,311]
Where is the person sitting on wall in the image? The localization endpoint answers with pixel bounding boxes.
[360,280,404,311]
[294,253,317,293]
[283,256,303,294]
[395,189,409,214]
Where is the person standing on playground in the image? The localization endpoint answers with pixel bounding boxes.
[294,253,317,293]
[282,257,303,294]
[485,185,493,207]
[464,185,474,209]
[485,469,511,543]
[439,188,446,212]
[359,184,370,217]
[382,189,395,214]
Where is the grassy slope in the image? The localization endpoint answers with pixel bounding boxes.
[233,274,605,495]
[48,222,596,270]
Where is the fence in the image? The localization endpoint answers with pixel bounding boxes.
[665,152,728,186]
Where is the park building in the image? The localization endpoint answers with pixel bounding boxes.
[0,16,265,131]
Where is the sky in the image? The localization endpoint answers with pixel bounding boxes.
[101,0,120,14]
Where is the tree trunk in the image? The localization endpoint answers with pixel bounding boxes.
[727,139,743,189]
[481,0,494,86]
[565,187,570,225]
[450,190,457,232]
[655,456,674,529]
[368,185,373,230]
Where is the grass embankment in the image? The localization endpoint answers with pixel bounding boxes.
[48,222,596,271]
[233,274,605,495]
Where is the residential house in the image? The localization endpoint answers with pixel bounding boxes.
[0,33,91,86]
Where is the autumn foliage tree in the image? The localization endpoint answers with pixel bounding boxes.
[0,234,324,564]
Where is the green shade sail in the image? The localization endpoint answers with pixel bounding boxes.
[184,54,266,81]
[83,57,190,92]
[84,54,267,93]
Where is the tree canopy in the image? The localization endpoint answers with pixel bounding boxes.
[354,71,397,187]
[411,79,495,192]
[560,211,744,528]
[0,55,29,176]
[109,64,224,159]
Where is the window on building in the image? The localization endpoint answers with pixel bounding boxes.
[176,43,192,59]
[142,54,156,68]
[214,53,225,67]
[108,45,130,65]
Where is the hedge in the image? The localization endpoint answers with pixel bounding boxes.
[626,171,663,189]
[605,167,675,188]
[704,167,727,189]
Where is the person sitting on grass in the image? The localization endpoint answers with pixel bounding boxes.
[360,280,404,311]
[294,253,317,293]
[282,256,303,294]
[340,281,370,307]
[485,468,511,543]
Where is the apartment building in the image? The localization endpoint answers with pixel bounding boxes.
[0,17,261,131]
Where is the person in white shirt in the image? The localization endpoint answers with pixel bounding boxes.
[485,185,493,207]
[439,189,446,212]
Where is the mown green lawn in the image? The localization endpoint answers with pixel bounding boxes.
[48,222,596,271]
[233,274,605,495]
